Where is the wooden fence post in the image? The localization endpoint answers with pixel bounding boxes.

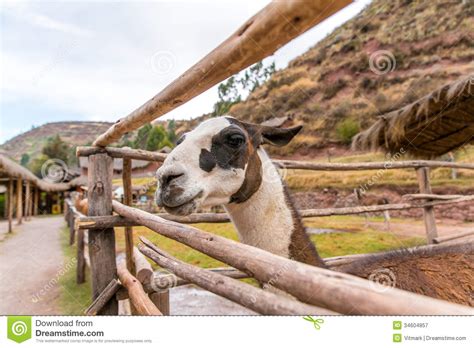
[122,158,136,275]
[76,227,86,284]
[16,179,22,225]
[69,212,75,245]
[33,187,39,216]
[25,182,31,221]
[7,179,13,233]
[416,167,438,244]
[87,153,118,315]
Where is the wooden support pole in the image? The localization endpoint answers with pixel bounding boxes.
[133,247,170,315]
[76,227,86,284]
[112,201,473,315]
[16,179,22,225]
[33,187,39,216]
[87,153,118,315]
[69,212,75,245]
[416,167,438,244]
[139,239,337,315]
[122,158,136,275]
[117,259,162,316]
[7,179,13,233]
[25,182,31,221]
[85,279,121,316]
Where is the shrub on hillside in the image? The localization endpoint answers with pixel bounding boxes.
[336,118,360,144]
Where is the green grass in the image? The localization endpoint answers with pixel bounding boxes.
[115,215,425,269]
[58,215,425,314]
[58,226,92,315]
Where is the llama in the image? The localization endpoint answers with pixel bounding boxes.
[155,116,473,305]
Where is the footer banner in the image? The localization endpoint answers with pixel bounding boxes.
[0,316,472,347]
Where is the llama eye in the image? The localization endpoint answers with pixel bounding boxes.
[226,134,245,148]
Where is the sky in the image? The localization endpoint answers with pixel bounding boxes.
[0,0,372,144]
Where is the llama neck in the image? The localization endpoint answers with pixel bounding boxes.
[224,149,325,267]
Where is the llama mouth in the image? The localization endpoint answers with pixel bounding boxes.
[162,191,203,216]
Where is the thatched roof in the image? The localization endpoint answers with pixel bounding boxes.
[0,154,83,192]
[352,75,474,158]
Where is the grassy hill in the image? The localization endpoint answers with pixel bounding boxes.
[225,0,473,156]
[0,121,113,162]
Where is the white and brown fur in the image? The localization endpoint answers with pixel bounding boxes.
[155,116,325,267]
[155,116,473,305]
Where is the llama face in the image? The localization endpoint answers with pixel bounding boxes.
[155,116,302,215]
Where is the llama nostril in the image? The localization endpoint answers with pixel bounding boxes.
[163,173,184,186]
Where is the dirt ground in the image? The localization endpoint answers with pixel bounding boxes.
[0,216,65,315]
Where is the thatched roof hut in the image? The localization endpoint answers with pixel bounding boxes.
[0,153,83,192]
[352,75,474,158]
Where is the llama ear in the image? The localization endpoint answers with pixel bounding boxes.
[260,125,303,147]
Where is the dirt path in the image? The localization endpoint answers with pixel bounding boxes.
[0,216,65,315]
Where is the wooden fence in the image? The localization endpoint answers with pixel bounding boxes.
[64,145,474,316]
[65,0,474,316]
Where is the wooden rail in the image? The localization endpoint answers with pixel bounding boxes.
[76,195,474,229]
[112,201,473,315]
[76,146,474,170]
[140,237,336,315]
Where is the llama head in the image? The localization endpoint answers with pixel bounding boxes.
[155,116,302,215]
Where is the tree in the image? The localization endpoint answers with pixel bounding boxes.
[146,125,167,151]
[167,120,177,144]
[133,123,153,149]
[20,153,30,166]
[42,135,70,162]
[212,61,275,116]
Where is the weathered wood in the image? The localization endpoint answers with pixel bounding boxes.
[76,146,167,162]
[76,227,86,284]
[78,146,474,171]
[133,247,153,284]
[403,193,464,201]
[147,267,249,289]
[433,230,474,244]
[122,158,136,275]
[16,179,22,224]
[69,213,75,245]
[113,201,473,315]
[7,179,13,233]
[416,167,438,244]
[148,292,170,316]
[139,239,337,315]
[25,182,31,221]
[80,195,474,229]
[116,259,162,316]
[33,187,39,216]
[85,279,121,316]
[88,153,118,315]
[92,0,352,146]
[132,247,170,314]
[274,159,474,171]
